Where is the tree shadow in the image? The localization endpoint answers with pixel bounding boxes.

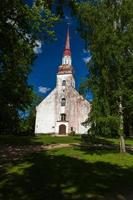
[78,136,133,155]
[0,151,133,200]
[81,136,116,145]
[0,135,43,146]
[78,136,119,155]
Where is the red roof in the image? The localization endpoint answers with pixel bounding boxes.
[64,27,71,56]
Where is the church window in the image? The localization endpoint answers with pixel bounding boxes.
[61,98,66,106]
[61,114,66,121]
[62,80,66,86]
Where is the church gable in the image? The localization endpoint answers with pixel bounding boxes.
[36,88,57,110]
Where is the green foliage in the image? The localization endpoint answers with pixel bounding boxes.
[19,93,44,134]
[0,0,58,133]
[81,133,96,144]
[68,131,76,136]
[75,0,133,137]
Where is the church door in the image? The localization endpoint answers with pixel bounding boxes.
[59,124,66,135]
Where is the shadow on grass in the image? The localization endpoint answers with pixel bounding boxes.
[79,136,120,155]
[0,151,133,200]
[81,136,116,145]
[78,145,120,155]
[79,136,133,155]
[0,135,43,146]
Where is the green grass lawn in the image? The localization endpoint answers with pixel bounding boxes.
[0,135,133,200]
[100,137,133,146]
[0,134,133,146]
[0,134,81,145]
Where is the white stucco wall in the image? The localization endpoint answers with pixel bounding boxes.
[65,88,91,134]
[35,72,91,135]
[56,73,75,89]
[35,89,57,134]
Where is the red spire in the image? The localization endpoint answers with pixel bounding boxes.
[64,27,71,56]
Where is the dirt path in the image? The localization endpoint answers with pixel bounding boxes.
[42,143,79,150]
[0,143,79,160]
[0,142,133,161]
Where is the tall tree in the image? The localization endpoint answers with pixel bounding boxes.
[0,0,58,133]
[74,0,133,152]
[20,93,43,134]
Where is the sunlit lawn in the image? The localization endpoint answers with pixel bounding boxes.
[0,135,133,200]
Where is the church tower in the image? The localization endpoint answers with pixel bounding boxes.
[57,27,75,88]
[55,27,76,134]
[35,27,91,135]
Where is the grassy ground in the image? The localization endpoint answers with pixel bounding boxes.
[0,135,81,145]
[0,134,133,146]
[0,135,133,200]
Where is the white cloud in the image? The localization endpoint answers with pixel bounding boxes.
[83,49,90,54]
[64,15,72,25]
[38,86,51,94]
[33,40,42,54]
[83,49,87,53]
[83,56,92,64]
[65,15,69,20]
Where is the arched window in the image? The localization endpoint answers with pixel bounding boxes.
[61,98,66,106]
[61,114,66,121]
[62,80,66,86]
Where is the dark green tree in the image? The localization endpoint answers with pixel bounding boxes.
[0,0,58,133]
[75,0,133,152]
[20,93,43,134]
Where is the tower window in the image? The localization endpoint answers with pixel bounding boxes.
[61,98,66,106]
[61,114,66,121]
[62,80,66,86]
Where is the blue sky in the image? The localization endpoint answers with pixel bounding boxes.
[27,1,92,99]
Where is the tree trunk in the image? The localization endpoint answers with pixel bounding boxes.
[119,135,126,153]
[119,98,126,153]
[113,0,126,153]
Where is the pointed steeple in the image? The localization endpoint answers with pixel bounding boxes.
[64,27,71,56]
[62,26,72,66]
[58,27,73,75]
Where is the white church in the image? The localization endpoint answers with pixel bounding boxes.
[35,28,91,135]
